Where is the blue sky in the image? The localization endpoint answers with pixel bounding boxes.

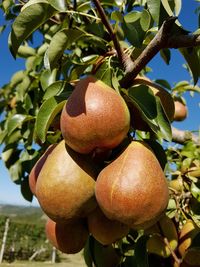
[0,1,199,206]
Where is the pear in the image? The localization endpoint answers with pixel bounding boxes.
[178,220,200,257]
[29,144,57,196]
[146,214,178,257]
[60,76,130,154]
[45,217,88,254]
[36,140,98,223]
[87,206,129,245]
[173,100,188,121]
[95,141,169,229]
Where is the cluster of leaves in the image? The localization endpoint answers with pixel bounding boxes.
[167,141,200,226]
[0,0,200,266]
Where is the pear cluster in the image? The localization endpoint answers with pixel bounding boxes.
[29,76,169,254]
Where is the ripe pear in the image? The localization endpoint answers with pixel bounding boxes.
[36,140,98,223]
[146,214,178,257]
[95,141,169,229]
[60,76,130,154]
[87,206,129,245]
[45,217,88,254]
[29,144,57,195]
[173,100,188,121]
[178,220,200,257]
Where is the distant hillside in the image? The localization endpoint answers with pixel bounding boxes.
[0,204,46,225]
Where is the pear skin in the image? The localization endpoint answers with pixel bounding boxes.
[29,144,57,196]
[173,100,188,122]
[45,218,88,254]
[178,220,200,257]
[95,141,169,229]
[36,140,98,223]
[87,206,129,245]
[60,76,130,154]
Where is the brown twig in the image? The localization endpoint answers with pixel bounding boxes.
[92,0,127,68]
[120,16,178,88]
[157,222,182,267]
[172,127,200,145]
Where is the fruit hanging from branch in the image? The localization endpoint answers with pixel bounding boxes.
[36,140,98,223]
[95,141,169,230]
[173,99,188,122]
[45,217,89,254]
[60,76,130,154]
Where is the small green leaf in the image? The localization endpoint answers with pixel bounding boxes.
[48,0,67,11]
[124,11,141,23]
[140,9,151,31]
[191,183,200,202]
[135,235,149,267]
[111,10,123,22]
[160,48,171,65]
[155,96,172,141]
[21,177,33,202]
[48,28,85,69]
[179,47,200,85]
[43,81,73,100]
[155,79,171,90]
[83,237,93,267]
[36,96,66,142]
[7,114,33,136]
[128,85,158,131]
[10,2,56,57]
[40,68,58,91]
[147,0,161,24]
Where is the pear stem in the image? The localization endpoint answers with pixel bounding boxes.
[157,221,182,266]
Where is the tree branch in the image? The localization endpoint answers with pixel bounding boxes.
[172,127,200,145]
[120,16,177,88]
[166,34,200,48]
[92,0,130,69]
[119,16,200,89]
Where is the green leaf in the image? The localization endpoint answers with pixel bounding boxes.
[160,48,171,65]
[161,0,174,16]
[147,0,161,24]
[155,79,171,90]
[83,237,93,267]
[36,96,66,142]
[43,81,73,100]
[179,47,200,85]
[124,11,141,23]
[122,18,145,47]
[135,235,149,267]
[111,10,123,22]
[7,114,33,136]
[21,177,33,202]
[40,69,58,91]
[155,96,172,141]
[10,2,56,57]
[9,160,22,182]
[17,45,36,58]
[191,182,200,202]
[140,9,151,31]
[95,61,113,87]
[48,0,67,11]
[48,28,85,69]
[128,85,158,132]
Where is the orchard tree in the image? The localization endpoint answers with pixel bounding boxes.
[0,0,200,266]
